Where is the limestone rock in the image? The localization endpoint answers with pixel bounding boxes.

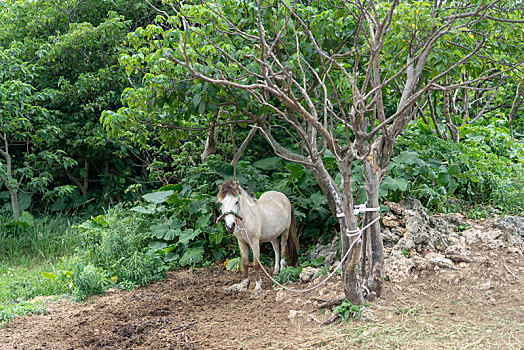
[299,267,320,283]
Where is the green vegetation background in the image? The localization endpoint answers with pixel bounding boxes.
[0,0,523,325]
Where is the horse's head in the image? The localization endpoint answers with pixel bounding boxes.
[217,179,240,233]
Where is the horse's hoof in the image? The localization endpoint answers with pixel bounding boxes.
[225,283,248,292]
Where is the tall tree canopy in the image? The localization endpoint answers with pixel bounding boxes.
[103,0,524,303]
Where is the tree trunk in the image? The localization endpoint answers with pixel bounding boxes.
[307,159,365,305]
[443,90,459,142]
[0,133,20,220]
[339,163,365,305]
[363,154,384,299]
[201,122,217,162]
[10,189,20,221]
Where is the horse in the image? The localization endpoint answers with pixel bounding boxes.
[216,179,298,294]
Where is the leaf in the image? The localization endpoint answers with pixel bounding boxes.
[130,205,155,214]
[163,252,179,262]
[189,200,208,214]
[253,157,282,171]
[195,213,211,229]
[393,151,420,165]
[178,229,200,243]
[286,163,305,180]
[192,93,201,108]
[18,192,32,212]
[179,247,204,266]
[142,190,174,204]
[41,272,57,280]
[310,192,327,206]
[225,257,243,271]
[381,176,408,192]
[148,241,168,250]
[17,211,35,227]
[91,215,108,227]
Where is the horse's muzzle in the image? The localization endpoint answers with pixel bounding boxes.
[226,222,236,233]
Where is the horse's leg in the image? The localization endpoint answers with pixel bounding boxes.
[251,239,263,295]
[239,240,251,288]
[225,239,250,292]
[270,239,280,275]
[280,228,290,270]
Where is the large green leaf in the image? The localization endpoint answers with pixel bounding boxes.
[142,190,174,204]
[393,151,420,165]
[286,163,305,180]
[130,204,155,214]
[148,241,168,250]
[179,247,204,266]
[195,213,211,229]
[253,157,282,171]
[178,228,201,243]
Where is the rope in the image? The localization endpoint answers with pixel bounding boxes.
[237,209,380,294]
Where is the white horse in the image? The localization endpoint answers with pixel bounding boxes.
[217,179,298,294]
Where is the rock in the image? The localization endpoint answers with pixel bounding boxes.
[401,197,426,212]
[384,255,414,282]
[428,257,457,270]
[445,243,469,257]
[411,256,430,270]
[288,310,301,319]
[309,236,338,266]
[382,213,402,228]
[494,216,524,238]
[384,201,405,215]
[382,227,405,247]
[299,267,320,283]
[494,216,524,251]
[478,281,492,290]
[275,288,285,302]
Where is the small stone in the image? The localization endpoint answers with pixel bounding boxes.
[299,267,320,283]
[275,288,285,302]
[429,257,457,270]
[288,310,300,319]
[478,281,491,290]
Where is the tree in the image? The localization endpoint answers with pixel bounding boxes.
[103,0,524,304]
[0,49,74,220]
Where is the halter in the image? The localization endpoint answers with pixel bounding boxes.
[216,194,244,224]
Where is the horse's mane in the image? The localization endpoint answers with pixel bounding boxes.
[217,179,255,201]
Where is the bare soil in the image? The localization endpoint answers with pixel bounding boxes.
[1,225,523,349]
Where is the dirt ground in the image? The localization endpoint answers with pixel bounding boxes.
[1,224,523,349]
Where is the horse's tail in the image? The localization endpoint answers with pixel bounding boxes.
[287,206,299,267]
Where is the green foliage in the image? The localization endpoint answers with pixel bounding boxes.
[0,300,46,326]
[387,122,524,214]
[71,206,165,297]
[0,214,81,262]
[274,266,303,284]
[70,261,107,300]
[333,300,367,323]
[225,257,243,271]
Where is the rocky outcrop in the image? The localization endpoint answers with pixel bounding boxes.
[307,198,524,284]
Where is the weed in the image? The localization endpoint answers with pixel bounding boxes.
[0,300,46,326]
[274,266,303,284]
[333,300,367,322]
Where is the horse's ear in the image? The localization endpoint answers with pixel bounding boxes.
[233,181,240,192]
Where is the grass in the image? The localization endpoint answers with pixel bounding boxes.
[0,214,82,326]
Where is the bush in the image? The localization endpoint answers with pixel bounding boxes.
[388,122,524,214]
[71,261,107,300]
